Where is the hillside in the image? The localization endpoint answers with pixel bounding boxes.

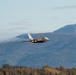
[0,24,76,68]
[53,24,76,33]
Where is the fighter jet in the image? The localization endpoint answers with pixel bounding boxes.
[28,33,49,43]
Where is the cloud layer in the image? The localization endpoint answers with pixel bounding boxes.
[53,5,76,10]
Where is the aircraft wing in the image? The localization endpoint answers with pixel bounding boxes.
[38,33,42,40]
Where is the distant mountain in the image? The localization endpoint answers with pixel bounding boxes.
[53,24,76,33]
[0,24,76,68]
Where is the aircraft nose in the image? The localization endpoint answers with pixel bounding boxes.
[44,37,49,41]
[47,38,49,41]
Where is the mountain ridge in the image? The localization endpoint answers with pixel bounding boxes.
[53,24,76,33]
[0,24,76,68]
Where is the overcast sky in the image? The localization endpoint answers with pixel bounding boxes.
[0,0,76,40]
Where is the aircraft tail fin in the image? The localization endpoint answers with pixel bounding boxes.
[28,34,34,40]
[38,33,42,40]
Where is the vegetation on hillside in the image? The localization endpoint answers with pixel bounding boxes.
[0,64,76,75]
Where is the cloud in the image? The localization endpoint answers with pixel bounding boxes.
[10,19,31,27]
[8,19,32,30]
[42,5,76,11]
[0,19,32,41]
[53,5,76,10]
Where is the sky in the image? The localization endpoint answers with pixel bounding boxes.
[0,0,76,40]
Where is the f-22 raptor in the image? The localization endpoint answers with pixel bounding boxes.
[28,33,49,43]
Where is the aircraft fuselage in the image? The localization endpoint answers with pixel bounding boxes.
[28,33,49,43]
[30,39,46,43]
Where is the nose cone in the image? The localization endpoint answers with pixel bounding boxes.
[44,37,49,41]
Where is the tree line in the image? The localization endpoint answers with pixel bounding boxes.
[0,64,76,75]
